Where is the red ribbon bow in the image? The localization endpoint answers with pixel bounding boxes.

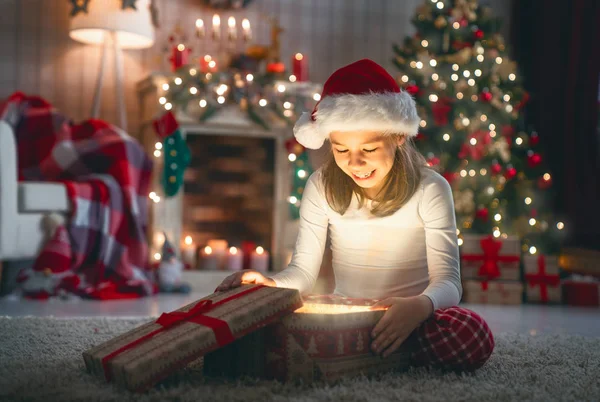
[524,255,560,302]
[101,285,264,382]
[462,235,520,281]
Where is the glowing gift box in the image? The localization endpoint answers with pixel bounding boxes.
[203,295,412,383]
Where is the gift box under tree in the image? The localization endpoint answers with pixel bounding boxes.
[561,275,600,307]
[460,234,521,281]
[523,254,561,304]
[462,280,524,305]
[203,295,411,383]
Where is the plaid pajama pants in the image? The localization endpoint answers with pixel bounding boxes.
[407,306,494,372]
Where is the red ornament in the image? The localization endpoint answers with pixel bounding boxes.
[442,171,458,185]
[474,29,484,39]
[528,153,542,168]
[491,162,503,175]
[431,97,452,126]
[169,45,191,72]
[531,208,538,218]
[452,40,472,50]
[476,207,489,222]
[504,167,517,180]
[405,84,420,96]
[480,91,493,102]
[502,125,515,139]
[530,132,540,147]
[415,132,426,141]
[458,130,491,161]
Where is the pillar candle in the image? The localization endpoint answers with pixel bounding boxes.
[292,53,308,82]
[226,247,244,271]
[241,241,256,270]
[207,239,228,270]
[181,236,197,269]
[199,246,219,270]
[170,44,191,72]
[250,246,269,272]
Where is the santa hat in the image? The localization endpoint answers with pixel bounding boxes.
[161,232,177,261]
[294,59,420,150]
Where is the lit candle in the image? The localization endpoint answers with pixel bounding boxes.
[242,18,251,41]
[292,53,308,82]
[195,18,205,39]
[250,246,269,272]
[207,239,228,270]
[227,16,236,41]
[170,43,190,72]
[181,235,197,269]
[226,246,244,271]
[199,246,219,270]
[212,14,221,39]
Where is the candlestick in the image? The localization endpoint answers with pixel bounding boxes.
[199,245,219,270]
[181,235,197,269]
[250,246,269,272]
[292,53,308,82]
[195,18,205,39]
[212,14,221,40]
[226,246,244,271]
[242,18,251,41]
[227,16,236,41]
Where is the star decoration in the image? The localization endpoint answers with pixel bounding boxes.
[69,0,91,17]
[122,0,137,10]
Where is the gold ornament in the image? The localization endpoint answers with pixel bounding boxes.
[434,15,447,29]
[169,176,176,183]
[170,150,177,157]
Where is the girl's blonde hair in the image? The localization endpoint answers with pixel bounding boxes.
[321,134,428,217]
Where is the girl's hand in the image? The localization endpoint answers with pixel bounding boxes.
[215,270,276,292]
[370,295,433,358]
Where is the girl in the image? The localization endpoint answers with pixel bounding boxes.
[217,59,494,372]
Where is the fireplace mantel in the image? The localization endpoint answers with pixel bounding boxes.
[137,74,298,272]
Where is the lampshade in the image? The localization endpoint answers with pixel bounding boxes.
[69,0,154,49]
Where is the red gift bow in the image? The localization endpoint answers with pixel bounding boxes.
[462,235,520,280]
[152,111,179,139]
[524,255,560,302]
[101,285,264,382]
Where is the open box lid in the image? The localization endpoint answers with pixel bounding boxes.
[83,284,302,391]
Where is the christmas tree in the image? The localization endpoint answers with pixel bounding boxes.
[392,0,565,254]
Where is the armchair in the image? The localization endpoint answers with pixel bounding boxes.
[0,121,70,266]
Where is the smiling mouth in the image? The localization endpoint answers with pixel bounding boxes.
[352,170,375,180]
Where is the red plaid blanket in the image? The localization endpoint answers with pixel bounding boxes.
[1,92,157,298]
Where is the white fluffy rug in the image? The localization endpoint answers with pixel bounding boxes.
[0,317,599,402]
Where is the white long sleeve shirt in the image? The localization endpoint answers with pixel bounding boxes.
[270,167,462,310]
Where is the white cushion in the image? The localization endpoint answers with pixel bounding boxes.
[18,182,69,213]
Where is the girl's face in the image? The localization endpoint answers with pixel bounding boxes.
[330,131,405,198]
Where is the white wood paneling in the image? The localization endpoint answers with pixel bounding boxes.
[0,0,514,136]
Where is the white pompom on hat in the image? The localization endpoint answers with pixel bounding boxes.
[294,58,420,149]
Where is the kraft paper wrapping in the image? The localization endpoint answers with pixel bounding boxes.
[83,285,302,392]
[463,280,524,305]
[523,255,562,303]
[204,296,411,383]
[460,234,521,281]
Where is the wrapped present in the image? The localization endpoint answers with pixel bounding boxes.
[562,275,600,307]
[462,280,523,305]
[559,248,600,278]
[203,295,411,383]
[460,234,521,281]
[83,285,302,392]
[523,255,561,304]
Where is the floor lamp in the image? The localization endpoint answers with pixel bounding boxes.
[69,0,155,130]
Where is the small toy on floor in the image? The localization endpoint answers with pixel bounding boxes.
[157,233,191,294]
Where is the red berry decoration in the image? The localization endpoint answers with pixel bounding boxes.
[474,29,484,39]
[427,155,440,166]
